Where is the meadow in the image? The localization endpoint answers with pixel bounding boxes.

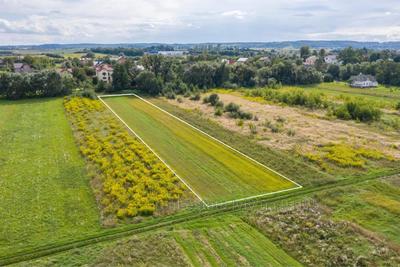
[102,96,299,205]
[315,175,400,245]
[17,215,302,267]
[0,98,102,257]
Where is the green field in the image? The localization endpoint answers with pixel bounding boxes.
[102,96,299,204]
[0,98,101,256]
[316,176,400,245]
[19,215,302,267]
[297,82,400,109]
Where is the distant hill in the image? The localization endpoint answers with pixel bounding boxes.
[1,41,400,51]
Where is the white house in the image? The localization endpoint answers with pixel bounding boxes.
[304,56,318,66]
[259,56,271,63]
[349,74,378,88]
[95,64,113,83]
[324,55,338,64]
[237,57,248,63]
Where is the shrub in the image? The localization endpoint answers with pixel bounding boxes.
[214,108,223,116]
[396,101,400,111]
[81,89,97,100]
[208,93,220,106]
[165,91,176,100]
[215,100,224,108]
[237,110,253,120]
[177,97,183,103]
[224,102,240,113]
[334,100,382,122]
[190,93,201,101]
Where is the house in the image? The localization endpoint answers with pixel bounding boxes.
[95,64,113,83]
[236,57,248,63]
[349,74,378,88]
[117,56,127,65]
[135,64,145,71]
[13,63,33,73]
[304,55,318,66]
[221,58,236,65]
[324,55,338,64]
[259,56,271,63]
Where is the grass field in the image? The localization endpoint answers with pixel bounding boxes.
[102,95,299,205]
[19,215,302,267]
[316,176,400,245]
[0,98,101,256]
[290,82,400,109]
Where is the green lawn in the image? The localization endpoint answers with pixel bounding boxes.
[19,215,302,267]
[0,98,101,257]
[103,96,299,205]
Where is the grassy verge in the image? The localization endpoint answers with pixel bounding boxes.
[0,98,101,257]
[103,96,298,204]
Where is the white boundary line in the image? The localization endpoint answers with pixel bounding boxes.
[98,93,303,207]
[98,95,209,207]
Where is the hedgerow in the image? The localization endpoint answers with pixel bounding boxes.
[64,97,187,221]
[244,88,328,109]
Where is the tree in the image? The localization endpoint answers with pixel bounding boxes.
[135,71,162,95]
[295,66,323,85]
[142,55,164,77]
[376,61,400,86]
[256,67,272,86]
[339,47,362,64]
[271,61,296,85]
[183,62,216,89]
[72,67,87,82]
[214,63,230,87]
[300,46,311,60]
[327,64,340,80]
[231,64,256,87]
[112,64,130,91]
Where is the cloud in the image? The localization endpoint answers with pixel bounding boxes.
[0,0,399,44]
[220,10,247,20]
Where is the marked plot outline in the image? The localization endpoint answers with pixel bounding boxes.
[99,94,302,207]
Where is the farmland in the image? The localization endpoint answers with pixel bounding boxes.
[64,97,192,222]
[0,98,102,257]
[103,95,299,204]
[16,215,302,267]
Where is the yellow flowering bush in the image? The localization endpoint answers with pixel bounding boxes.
[64,97,186,220]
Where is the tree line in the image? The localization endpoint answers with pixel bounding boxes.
[0,71,74,100]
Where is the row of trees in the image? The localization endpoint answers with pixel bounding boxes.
[0,71,74,100]
[105,48,400,96]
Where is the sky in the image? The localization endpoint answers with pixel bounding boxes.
[0,0,399,45]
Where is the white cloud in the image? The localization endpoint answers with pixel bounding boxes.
[221,10,247,20]
[0,0,399,44]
